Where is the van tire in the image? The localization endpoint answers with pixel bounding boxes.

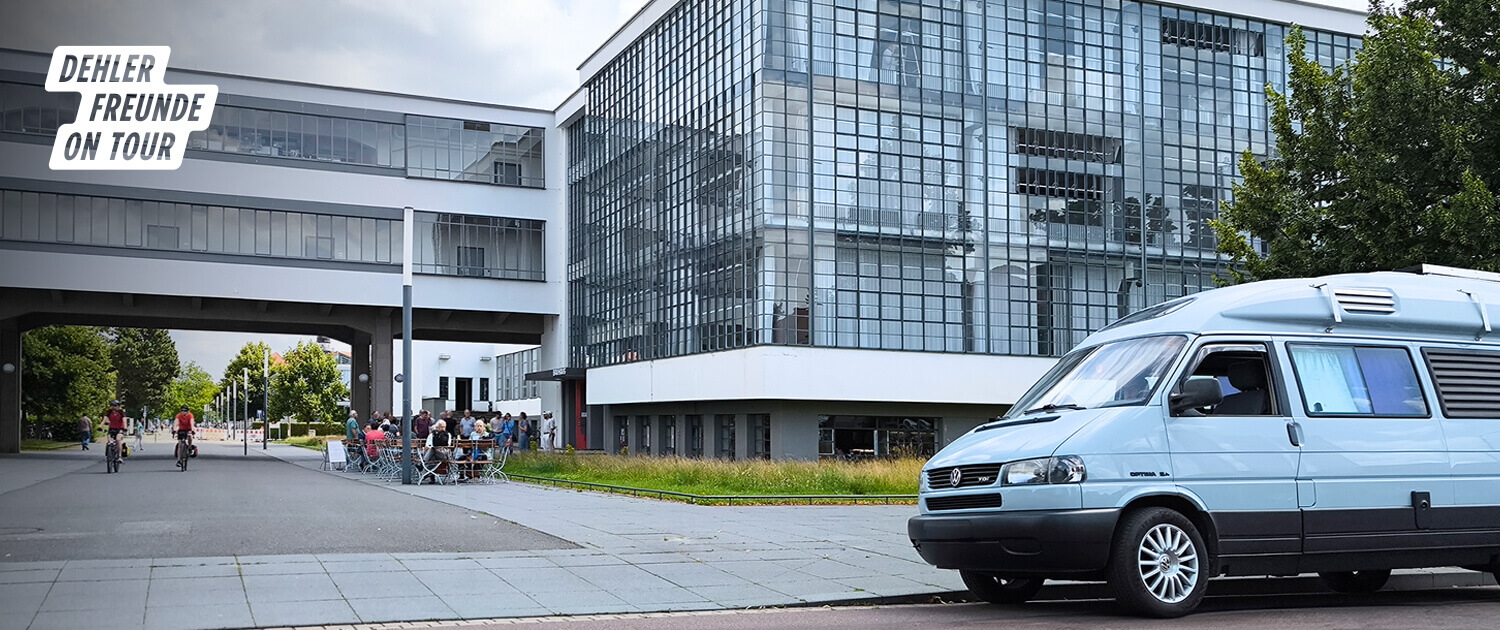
[1107,507,1209,618]
[1318,570,1391,593]
[959,571,1044,604]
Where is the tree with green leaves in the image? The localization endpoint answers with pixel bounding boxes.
[269,341,349,423]
[109,328,178,419]
[22,326,115,437]
[221,341,272,419]
[167,361,219,420]
[1213,0,1500,281]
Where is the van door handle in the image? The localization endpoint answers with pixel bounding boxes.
[1286,421,1304,447]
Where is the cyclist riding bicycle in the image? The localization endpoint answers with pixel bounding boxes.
[174,406,195,455]
[104,401,126,465]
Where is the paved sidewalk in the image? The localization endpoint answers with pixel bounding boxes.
[0,444,959,630]
[1,445,1491,630]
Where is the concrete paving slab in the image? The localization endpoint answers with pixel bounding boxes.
[0,570,57,585]
[439,594,549,620]
[28,606,145,630]
[687,583,787,607]
[236,561,324,576]
[54,565,150,582]
[143,602,254,630]
[347,595,456,623]
[248,598,359,627]
[146,584,247,608]
[492,567,596,592]
[149,563,241,579]
[242,573,343,603]
[0,582,51,616]
[529,589,636,615]
[39,579,147,611]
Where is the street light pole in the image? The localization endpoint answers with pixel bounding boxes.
[242,367,249,456]
[262,347,269,450]
[401,206,414,485]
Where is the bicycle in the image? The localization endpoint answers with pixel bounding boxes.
[174,432,192,471]
[104,436,120,474]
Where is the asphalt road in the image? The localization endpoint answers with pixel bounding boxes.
[461,588,1500,629]
[0,441,575,561]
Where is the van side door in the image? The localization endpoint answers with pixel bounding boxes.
[1419,347,1500,539]
[1166,341,1302,567]
[1283,342,1451,557]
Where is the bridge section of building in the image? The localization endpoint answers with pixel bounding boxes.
[0,49,569,453]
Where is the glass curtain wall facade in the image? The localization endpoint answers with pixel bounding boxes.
[575,0,1359,366]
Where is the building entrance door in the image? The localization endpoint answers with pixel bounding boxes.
[454,378,472,413]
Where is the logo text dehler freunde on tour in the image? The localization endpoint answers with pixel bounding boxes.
[45,46,217,170]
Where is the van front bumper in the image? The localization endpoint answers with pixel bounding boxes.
[908,508,1120,577]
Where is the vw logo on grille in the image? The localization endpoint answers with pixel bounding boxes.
[949,468,962,487]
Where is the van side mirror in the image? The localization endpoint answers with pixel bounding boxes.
[1171,379,1223,415]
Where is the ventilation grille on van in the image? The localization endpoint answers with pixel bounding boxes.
[1424,348,1500,418]
[926,493,1005,511]
[1334,289,1396,314]
[926,464,1003,489]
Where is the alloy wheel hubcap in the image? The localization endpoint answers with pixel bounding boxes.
[1137,523,1199,603]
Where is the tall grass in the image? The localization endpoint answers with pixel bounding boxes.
[505,452,922,496]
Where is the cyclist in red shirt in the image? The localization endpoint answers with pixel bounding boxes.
[104,401,126,465]
[175,406,196,454]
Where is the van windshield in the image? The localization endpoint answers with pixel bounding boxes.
[1006,335,1188,418]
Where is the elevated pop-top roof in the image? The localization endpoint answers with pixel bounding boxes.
[1081,265,1500,350]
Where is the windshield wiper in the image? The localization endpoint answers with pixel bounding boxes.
[1022,403,1086,415]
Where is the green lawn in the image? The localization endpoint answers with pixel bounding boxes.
[280,435,341,451]
[21,439,79,451]
[504,452,921,498]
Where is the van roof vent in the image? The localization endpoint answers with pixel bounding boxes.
[1333,288,1396,314]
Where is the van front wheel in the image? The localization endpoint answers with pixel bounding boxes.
[1107,507,1209,617]
[1319,570,1390,593]
[959,571,1044,604]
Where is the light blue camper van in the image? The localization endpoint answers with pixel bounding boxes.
[909,265,1500,616]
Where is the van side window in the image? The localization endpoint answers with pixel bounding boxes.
[1174,344,1278,416]
[1421,348,1500,418]
[1287,344,1428,417]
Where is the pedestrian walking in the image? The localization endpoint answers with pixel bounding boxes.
[542,411,558,451]
[78,415,91,450]
[132,420,144,452]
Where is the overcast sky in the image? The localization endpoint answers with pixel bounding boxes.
[2,0,653,110]
[5,0,1366,110]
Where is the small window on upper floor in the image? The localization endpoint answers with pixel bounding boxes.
[1287,344,1428,417]
[1174,343,1278,416]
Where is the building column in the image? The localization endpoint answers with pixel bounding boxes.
[350,331,372,424]
[0,320,20,454]
[372,313,394,417]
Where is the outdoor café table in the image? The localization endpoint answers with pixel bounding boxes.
[449,439,496,482]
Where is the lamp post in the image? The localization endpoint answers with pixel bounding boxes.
[262,346,269,450]
[401,206,414,484]
[242,367,249,456]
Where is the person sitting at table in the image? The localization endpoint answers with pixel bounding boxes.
[471,421,492,461]
[364,420,386,461]
[425,420,451,464]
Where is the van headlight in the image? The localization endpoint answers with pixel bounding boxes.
[1001,455,1086,486]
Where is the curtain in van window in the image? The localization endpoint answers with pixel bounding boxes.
[1290,346,1368,414]
[1354,347,1428,416]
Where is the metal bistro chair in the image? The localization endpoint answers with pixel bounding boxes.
[420,444,456,485]
[480,439,509,483]
[343,440,367,474]
[377,442,403,482]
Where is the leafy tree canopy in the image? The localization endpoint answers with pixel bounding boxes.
[109,328,178,418]
[1213,0,1500,282]
[167,361,219,421]
[221,341,273,419]
[269,341,349,424]
[22,326,114,432]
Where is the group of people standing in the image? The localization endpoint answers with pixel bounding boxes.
[345,408,559,461]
